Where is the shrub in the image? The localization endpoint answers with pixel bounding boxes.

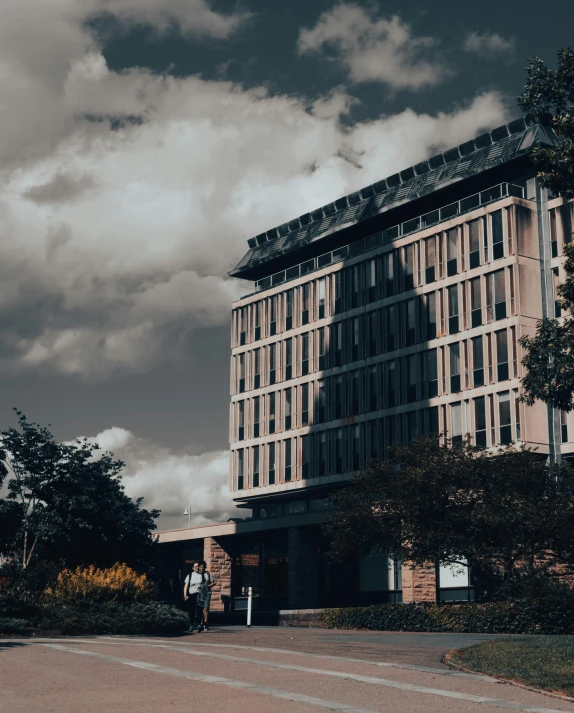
[0,617,29,634]
[39,601,188,636]
[45,563,155,604]
[322,596,574,635]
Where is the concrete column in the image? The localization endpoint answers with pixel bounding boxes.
[204,537,232,612]
[288,526,319,609]
[401,562,436,603]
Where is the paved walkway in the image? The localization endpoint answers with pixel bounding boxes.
[1,627,572,713]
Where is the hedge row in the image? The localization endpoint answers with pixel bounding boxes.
[0,601,189,636]
[322,598,574,635]
[39,602,189,635]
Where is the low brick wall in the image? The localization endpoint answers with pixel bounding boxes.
[278,608,326,627]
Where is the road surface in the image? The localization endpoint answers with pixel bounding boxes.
[1,626,572,713]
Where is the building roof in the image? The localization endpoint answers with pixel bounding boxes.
[229,119,555,280]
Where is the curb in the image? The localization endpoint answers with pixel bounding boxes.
[443,651,574,703]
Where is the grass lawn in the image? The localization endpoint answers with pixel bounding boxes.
[449,637,574,697]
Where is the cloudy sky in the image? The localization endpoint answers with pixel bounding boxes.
[1,0,572,530]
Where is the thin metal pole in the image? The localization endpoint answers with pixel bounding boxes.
[246,586,252,627]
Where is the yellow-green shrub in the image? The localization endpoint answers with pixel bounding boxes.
[45,563,155,604]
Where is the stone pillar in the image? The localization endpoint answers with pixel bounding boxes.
[401,561,437,603]
[288,526,319,609]
[204,537,232,612]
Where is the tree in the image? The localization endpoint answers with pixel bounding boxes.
[0,410,160,572]
[518,47,574,199]
[326,438,574,600]
[517,49,574,411]
[520,243,574,411]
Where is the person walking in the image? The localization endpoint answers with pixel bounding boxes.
[183,562,204,632]
[196,560,215,632]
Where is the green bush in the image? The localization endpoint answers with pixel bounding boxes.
[323,597,574,635]
[0,617,30,634]
[39,601,188,636]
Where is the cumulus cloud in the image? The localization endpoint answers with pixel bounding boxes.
[97,0,253,38]
[463,31,516,60]
[297,3,450,90]
[0,0,510,382]
[87,426,236,530]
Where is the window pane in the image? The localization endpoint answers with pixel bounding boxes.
[474,396,486,430]
[472,336,483,369]
[470,278,481,310]
[448,286,459,315]
[447,228,457,260]
[450,343,460,375]
[469,220,480,252]
[451,402,462,437]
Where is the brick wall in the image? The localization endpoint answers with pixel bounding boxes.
[204,537,232,612]
[288,526,320,609]
[401,562,436,602]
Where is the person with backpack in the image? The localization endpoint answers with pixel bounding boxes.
[183,561,204,632]
[196,560,215,632]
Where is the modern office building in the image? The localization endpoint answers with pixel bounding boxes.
[158,117,573,612]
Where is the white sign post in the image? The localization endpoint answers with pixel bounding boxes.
[246,586,252,628]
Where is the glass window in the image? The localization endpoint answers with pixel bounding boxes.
[285,338,293,379]
[301,382,309,426]
[284,388,292,430]
[285,290,293,330]
[472,336,484,387]
[474,396,487,446]
[450,343,461,393]
[253,396,260,437]
[366,259,376,288]
[496,330,509,382]
[499,391,511,444]
[352,424,361,469]
[252,445,260,487]
[486,270,506,321]
[448,285,459,334]
[302,434,311,479]
[334,375,343,419]
[237,449,244,490]
[301,332,309,375]
[446,228,458,276]
[451,402,462,444]
[318,278,326,318]
[350,370,360,415]
[334,427,344,473]
[318,431,326,476]
[317,379,326,422]
[302,283,310,324]
[284,439,292,482]
[268,442,275,484]
[425,237,436,279]
[406,354,418,402]
[426,291,437,339]
[386,304,397,350]
[254,348,260,388]
[424,349,438,398]
[404,244,414,288]
[238,353,245,393]
[238,400,245,440]
[492,210,504,260]
[387,359,398,407]
[470,277,482,327]
[268,391,276,433]
[269,343,276,384]
[406,299,416,346]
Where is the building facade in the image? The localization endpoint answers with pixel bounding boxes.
[158,118,574,611]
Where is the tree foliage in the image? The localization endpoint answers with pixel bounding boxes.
[518,48,574,199]
[326,438,574,600]
[0,410,160,572]
[517,48,574,411]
